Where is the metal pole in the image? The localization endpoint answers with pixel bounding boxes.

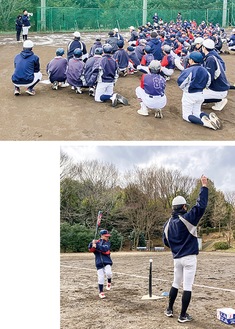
[143,0,147,26]
[41,0,46,31]
[222,0,228,27]
[149,259,152,297]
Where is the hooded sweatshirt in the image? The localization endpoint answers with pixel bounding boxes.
[12,49,40,84]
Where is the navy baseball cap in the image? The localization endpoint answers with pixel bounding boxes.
[127,46,134,51]
[99,229,111,237]
[189,51,203,63]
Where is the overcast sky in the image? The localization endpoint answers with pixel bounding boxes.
[61,144,235,193]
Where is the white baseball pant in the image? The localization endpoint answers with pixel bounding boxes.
[136,86,167,109]
[97,265,112,285]
[181,91,204,122]
[172,255,197,291]
[14,72,42,88]
[203,89,228,100]
[95,81,114,102]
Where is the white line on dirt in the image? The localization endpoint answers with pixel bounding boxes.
[60,264,235,293]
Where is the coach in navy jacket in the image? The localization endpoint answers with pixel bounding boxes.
[12,45,40,85]
[162,175,208,323]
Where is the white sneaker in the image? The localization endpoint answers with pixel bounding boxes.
[99,292,106,299]
[154,109,163,118]
[211,98,228,111]
[201,115,217,130]
[137,108,149,116]
[106,283,111,291]
[60,82,69,88]
[111,93,118,107]
[209,112,221,129]
[76,87,83,94]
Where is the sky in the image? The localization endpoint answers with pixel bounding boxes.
[61,143,235,193]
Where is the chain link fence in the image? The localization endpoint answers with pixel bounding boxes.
[36,7,235,32]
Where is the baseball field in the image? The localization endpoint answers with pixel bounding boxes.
[61,251,235,329]
[1,32,235,141]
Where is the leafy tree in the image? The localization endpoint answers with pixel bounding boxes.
[110,228,123,251]
[60,223,94,252]
[138,232,146,247]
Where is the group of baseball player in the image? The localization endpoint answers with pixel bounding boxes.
[88,175,209,324]
[11,16,234,130]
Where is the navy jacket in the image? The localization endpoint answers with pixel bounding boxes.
[67,39,87,61]
[147,38,163,60]
[203,51,230,92]
[12,50,40,84]
[113,48,129,69]
[22,14,30,27]
[88,239,113,270]
[15,17,23,31]
[163,187,208,259]
[177,64,211,93]
[97,54,118,83]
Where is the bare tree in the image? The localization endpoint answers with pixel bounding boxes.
[125,166,196,209]
[60,149,77,180]
[73,159,118,191]
[212,191,228,234]
[224,191,235,246]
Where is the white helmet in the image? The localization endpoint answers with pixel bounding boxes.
[172,196,187,206]
[163,45,171,53]
[23,40,34,48]
[202,38,215,49]
[193,37,204,45]
[73,31,81,38]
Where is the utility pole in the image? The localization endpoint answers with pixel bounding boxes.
[143,0,147,26]
[222,0,227,27]
[41,0,46,31]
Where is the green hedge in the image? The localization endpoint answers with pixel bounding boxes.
[213,241,229,250]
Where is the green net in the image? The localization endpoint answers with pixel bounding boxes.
[36,7,234,32]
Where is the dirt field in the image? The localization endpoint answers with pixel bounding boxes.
[1,32,235,141]
[61,251,235,329]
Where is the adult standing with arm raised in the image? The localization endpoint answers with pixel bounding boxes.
[163,175,208,323]
[22,10,31,41]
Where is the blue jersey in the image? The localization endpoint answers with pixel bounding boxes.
[141,73,166,96]
[46,56,67,83]
[66,57,84,87]
[84,55,102,86]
